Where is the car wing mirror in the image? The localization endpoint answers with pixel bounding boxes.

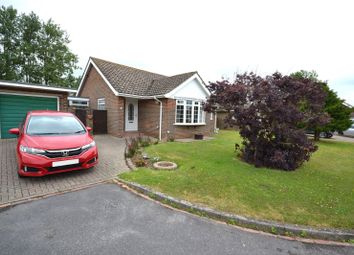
[9,128,20,135]
[86,127,92,132]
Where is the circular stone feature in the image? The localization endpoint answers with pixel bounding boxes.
[153,161,177,170]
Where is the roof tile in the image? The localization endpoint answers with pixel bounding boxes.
[91,57,198,96]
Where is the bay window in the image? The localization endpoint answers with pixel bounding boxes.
[175,99,205,125]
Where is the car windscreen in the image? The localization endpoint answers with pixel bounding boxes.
[26,115,86,135]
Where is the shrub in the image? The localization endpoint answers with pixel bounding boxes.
[133,154,147,167]
[140,136,152,147]
[205,72,329,171]
[125,137,139,158]
[167,135,175,142]
[150,156,160,163]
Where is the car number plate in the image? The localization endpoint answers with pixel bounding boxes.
[52,159,79,167]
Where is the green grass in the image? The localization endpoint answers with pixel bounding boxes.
[120,131,354,229]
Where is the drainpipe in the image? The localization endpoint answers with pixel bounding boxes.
[214,111,218,133]
[154,97,163,141]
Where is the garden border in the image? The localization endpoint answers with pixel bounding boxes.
[116,177,354,242]
[124,145,137,170]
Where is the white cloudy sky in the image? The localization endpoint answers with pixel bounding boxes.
[3,0,354,104]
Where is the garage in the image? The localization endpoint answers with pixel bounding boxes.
[0,80,77,139]
[0,94,58,138]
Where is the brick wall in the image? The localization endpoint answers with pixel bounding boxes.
[138,98,215,140]
[138,99,160,137]
[163,99,215,139]
[117,97,125,136]
[79,66,125,136]
[0,87,69,111]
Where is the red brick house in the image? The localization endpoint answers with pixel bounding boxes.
[77,57,215,140]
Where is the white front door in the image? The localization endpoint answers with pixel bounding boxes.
[125,98,138,131]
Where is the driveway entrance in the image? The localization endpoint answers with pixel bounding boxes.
[0,135,128,205]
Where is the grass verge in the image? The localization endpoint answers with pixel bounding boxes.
[120,131,354,229]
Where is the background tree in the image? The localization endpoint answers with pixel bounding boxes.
[38,19,79,86]
[291,70,352,140]
[18,12,41,83]
[205,72,329,171]
[0,5,20,80]
[290,70,318,81]
[0,5,79,87]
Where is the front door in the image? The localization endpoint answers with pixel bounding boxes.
[125,98,138,131]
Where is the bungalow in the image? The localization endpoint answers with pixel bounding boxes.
[77,57,215,140]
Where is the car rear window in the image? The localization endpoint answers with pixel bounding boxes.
[26,115,86,136]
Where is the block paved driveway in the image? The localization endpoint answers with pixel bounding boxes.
[0,135,129,205]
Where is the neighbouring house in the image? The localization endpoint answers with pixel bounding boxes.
[216,109,231,130]
[77,57,215,140]
[0,80,76,139]
[343,101,354,120]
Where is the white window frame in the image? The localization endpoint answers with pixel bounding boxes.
[174,99,205,125]
[97,98,106,110]
[68,97,89,107]
[70,100,89,107]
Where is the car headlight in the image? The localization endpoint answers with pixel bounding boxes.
[82,141,96,150]
[20,145,45,155]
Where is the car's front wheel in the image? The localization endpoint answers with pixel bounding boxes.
[319,132,333,139]
[325,132,333,138]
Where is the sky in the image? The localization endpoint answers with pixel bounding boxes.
[2,0,354,104]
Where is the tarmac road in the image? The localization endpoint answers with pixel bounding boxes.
[0,184,352,255]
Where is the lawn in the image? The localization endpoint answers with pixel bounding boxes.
[120,131,354,229]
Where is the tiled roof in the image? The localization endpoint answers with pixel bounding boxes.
[91,57,197,96]
[147,72,196,96]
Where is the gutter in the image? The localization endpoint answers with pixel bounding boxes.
[154,96,163,141]
[118,93,165,99]
[0,81,77,93]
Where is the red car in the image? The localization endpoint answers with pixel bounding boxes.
[9,111,98,177]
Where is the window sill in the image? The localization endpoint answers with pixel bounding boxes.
[173,123,206,126]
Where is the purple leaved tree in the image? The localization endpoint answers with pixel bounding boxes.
[205,72,329,171]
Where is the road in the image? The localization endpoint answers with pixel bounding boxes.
[0,184,352,255]
[332,135,354,143]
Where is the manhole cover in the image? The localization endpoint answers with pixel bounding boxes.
[153,161,178,170]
